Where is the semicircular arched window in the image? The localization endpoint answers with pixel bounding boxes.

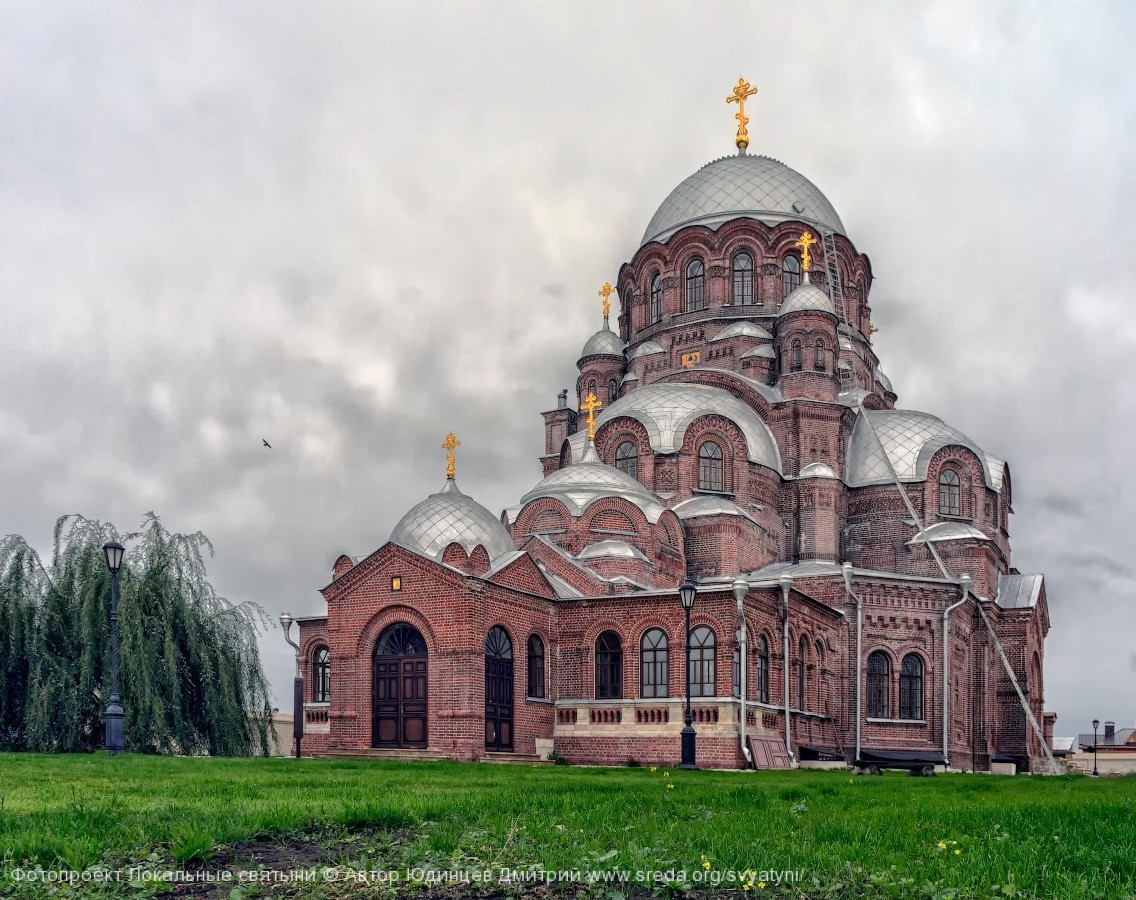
[782,255,801,298]
[640,628,668,698]
[698,441,724,492]
[732,252,754,305]
[486,626,513,659]
[650,273,662,323]
[790,339,803,373]
[756,635,770,704]
[615,441,638,479]
[900,653,924,720]
[814,339,826,372]
[867,651,891,718]
[688,626,716,697]
[939,468,961,517]
[608,379,618,402]
[527,634,545,699]
[686,259,705,312]
[312,646,330,703]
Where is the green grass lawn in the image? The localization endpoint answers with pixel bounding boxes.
[0,754,1133,899]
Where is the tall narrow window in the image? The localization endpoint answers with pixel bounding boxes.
[312,646,330,703]
[527,634,546,699]
[756,635,770,704]
[650,273,662,323]
[688,626,716,697]
[640,628,668,698]
[867,651,891,718]
[732,252,754,305]
[596,631,623,699]
[899,654,924,720]
[814,339,826,372]
[732,647,741,698]
[686,259,705,311]
[615,441,638,479]
[608,379,618,402]
[698,441,723,492]
[782,255,801,298]
[797,636,808,711]
[939,469,961,516]
[587,379,597,401]
[790,340,803,372]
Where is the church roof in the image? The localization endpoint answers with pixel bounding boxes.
[672,495,760,525]
[875,368,894,394]
[846,409,999,491]
[389,478,516,564]
[641,154,845,246]
[740,344,776,360]
[995,573,1044,610]
[579,324,624,360]
[578,540,648,562]
[710,320,773,342]
[517,441,666,523]
[568,382,782,473]
[629,340,666,359]
[798,461,839,479]
[906,521,990,544]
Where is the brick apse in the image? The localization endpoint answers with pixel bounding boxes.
[295,96,1055,773]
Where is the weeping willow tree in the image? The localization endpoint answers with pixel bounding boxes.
[0,513,272,755]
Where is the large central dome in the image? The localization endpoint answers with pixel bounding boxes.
[641,154,845,246]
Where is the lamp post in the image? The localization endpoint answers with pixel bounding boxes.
[1092,719,1099,777]
[102,541,125,755]
[679,580,698,770]
[281,613,304,758]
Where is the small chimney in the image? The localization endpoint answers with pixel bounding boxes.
[1104,721,1116,740]
[557,388,568,409]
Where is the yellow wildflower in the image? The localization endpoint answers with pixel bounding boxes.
[667,783,675,789]
[954,849,961,855]
[937,841,947,849]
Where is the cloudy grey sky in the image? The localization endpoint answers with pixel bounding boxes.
[3,2,1134,739]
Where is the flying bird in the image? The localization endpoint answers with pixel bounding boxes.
[262,439,272,449]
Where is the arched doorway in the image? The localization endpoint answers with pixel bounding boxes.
[372,623,428,748]
[485,626,514,752]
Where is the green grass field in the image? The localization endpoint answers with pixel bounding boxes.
[0,754,1133,899]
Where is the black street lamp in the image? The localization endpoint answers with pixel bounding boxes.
[102,541,125,755]
[1092,719,1099,777]
[679,580,698,770]
[281,613,304,758]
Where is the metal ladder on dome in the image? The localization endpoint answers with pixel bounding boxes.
[820,230,849,324]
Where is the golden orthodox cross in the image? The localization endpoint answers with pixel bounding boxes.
[598,281,615,323]
[580,392,603,441]
[442,431,461,479]
[726,77,758,151]
[794,230,818,273]
[868,323,879,344]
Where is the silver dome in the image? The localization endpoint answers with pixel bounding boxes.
[579,325,625,361]
[390,478,515,564]
[518,441,666,523]
[740,344,776,360]
[710,321,773,342]
[629,340,666,360]
[777,280,835,318]
[846,410,998,490]
[567,382,782,473]
[875,368,894,394]
[798,461,838,479]
[642,155,845,246]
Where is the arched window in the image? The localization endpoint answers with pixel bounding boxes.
[814,339,826,372]
[899,654,924,720]
[732,647,741,697]
[815,640,826,714]
[312,646,330,703]
[596,630,623,699]
[790,340,803,372]
[782,255,801,298]
[867,651,891,718]
[698,441,724,492]
[732,252,754,305]
[650,273,662,323]
[615,441,638,479]
[688,626,716,697]
[608,379,618,402]
[686,259,705,311]
[797,636,808,711]
[939,469,961,516]
[640,628,668,698]
[756,635,770,704]
[486,626,512,659]
[587,378,597,400]
[527,634,546,699]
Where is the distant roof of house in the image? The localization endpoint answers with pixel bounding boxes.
[1077,728,1135,749]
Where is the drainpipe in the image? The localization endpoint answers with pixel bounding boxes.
[733,576,752,768]
[841,563,862,766]
[779,572,795,765]
[942,574,971,771]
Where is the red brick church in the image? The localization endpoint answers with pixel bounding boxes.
[293,82,1056,772]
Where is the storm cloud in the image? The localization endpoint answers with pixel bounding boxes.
[2,1,1134,739]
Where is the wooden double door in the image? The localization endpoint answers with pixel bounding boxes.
[485,626,514,752]
[372,624,428,748]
